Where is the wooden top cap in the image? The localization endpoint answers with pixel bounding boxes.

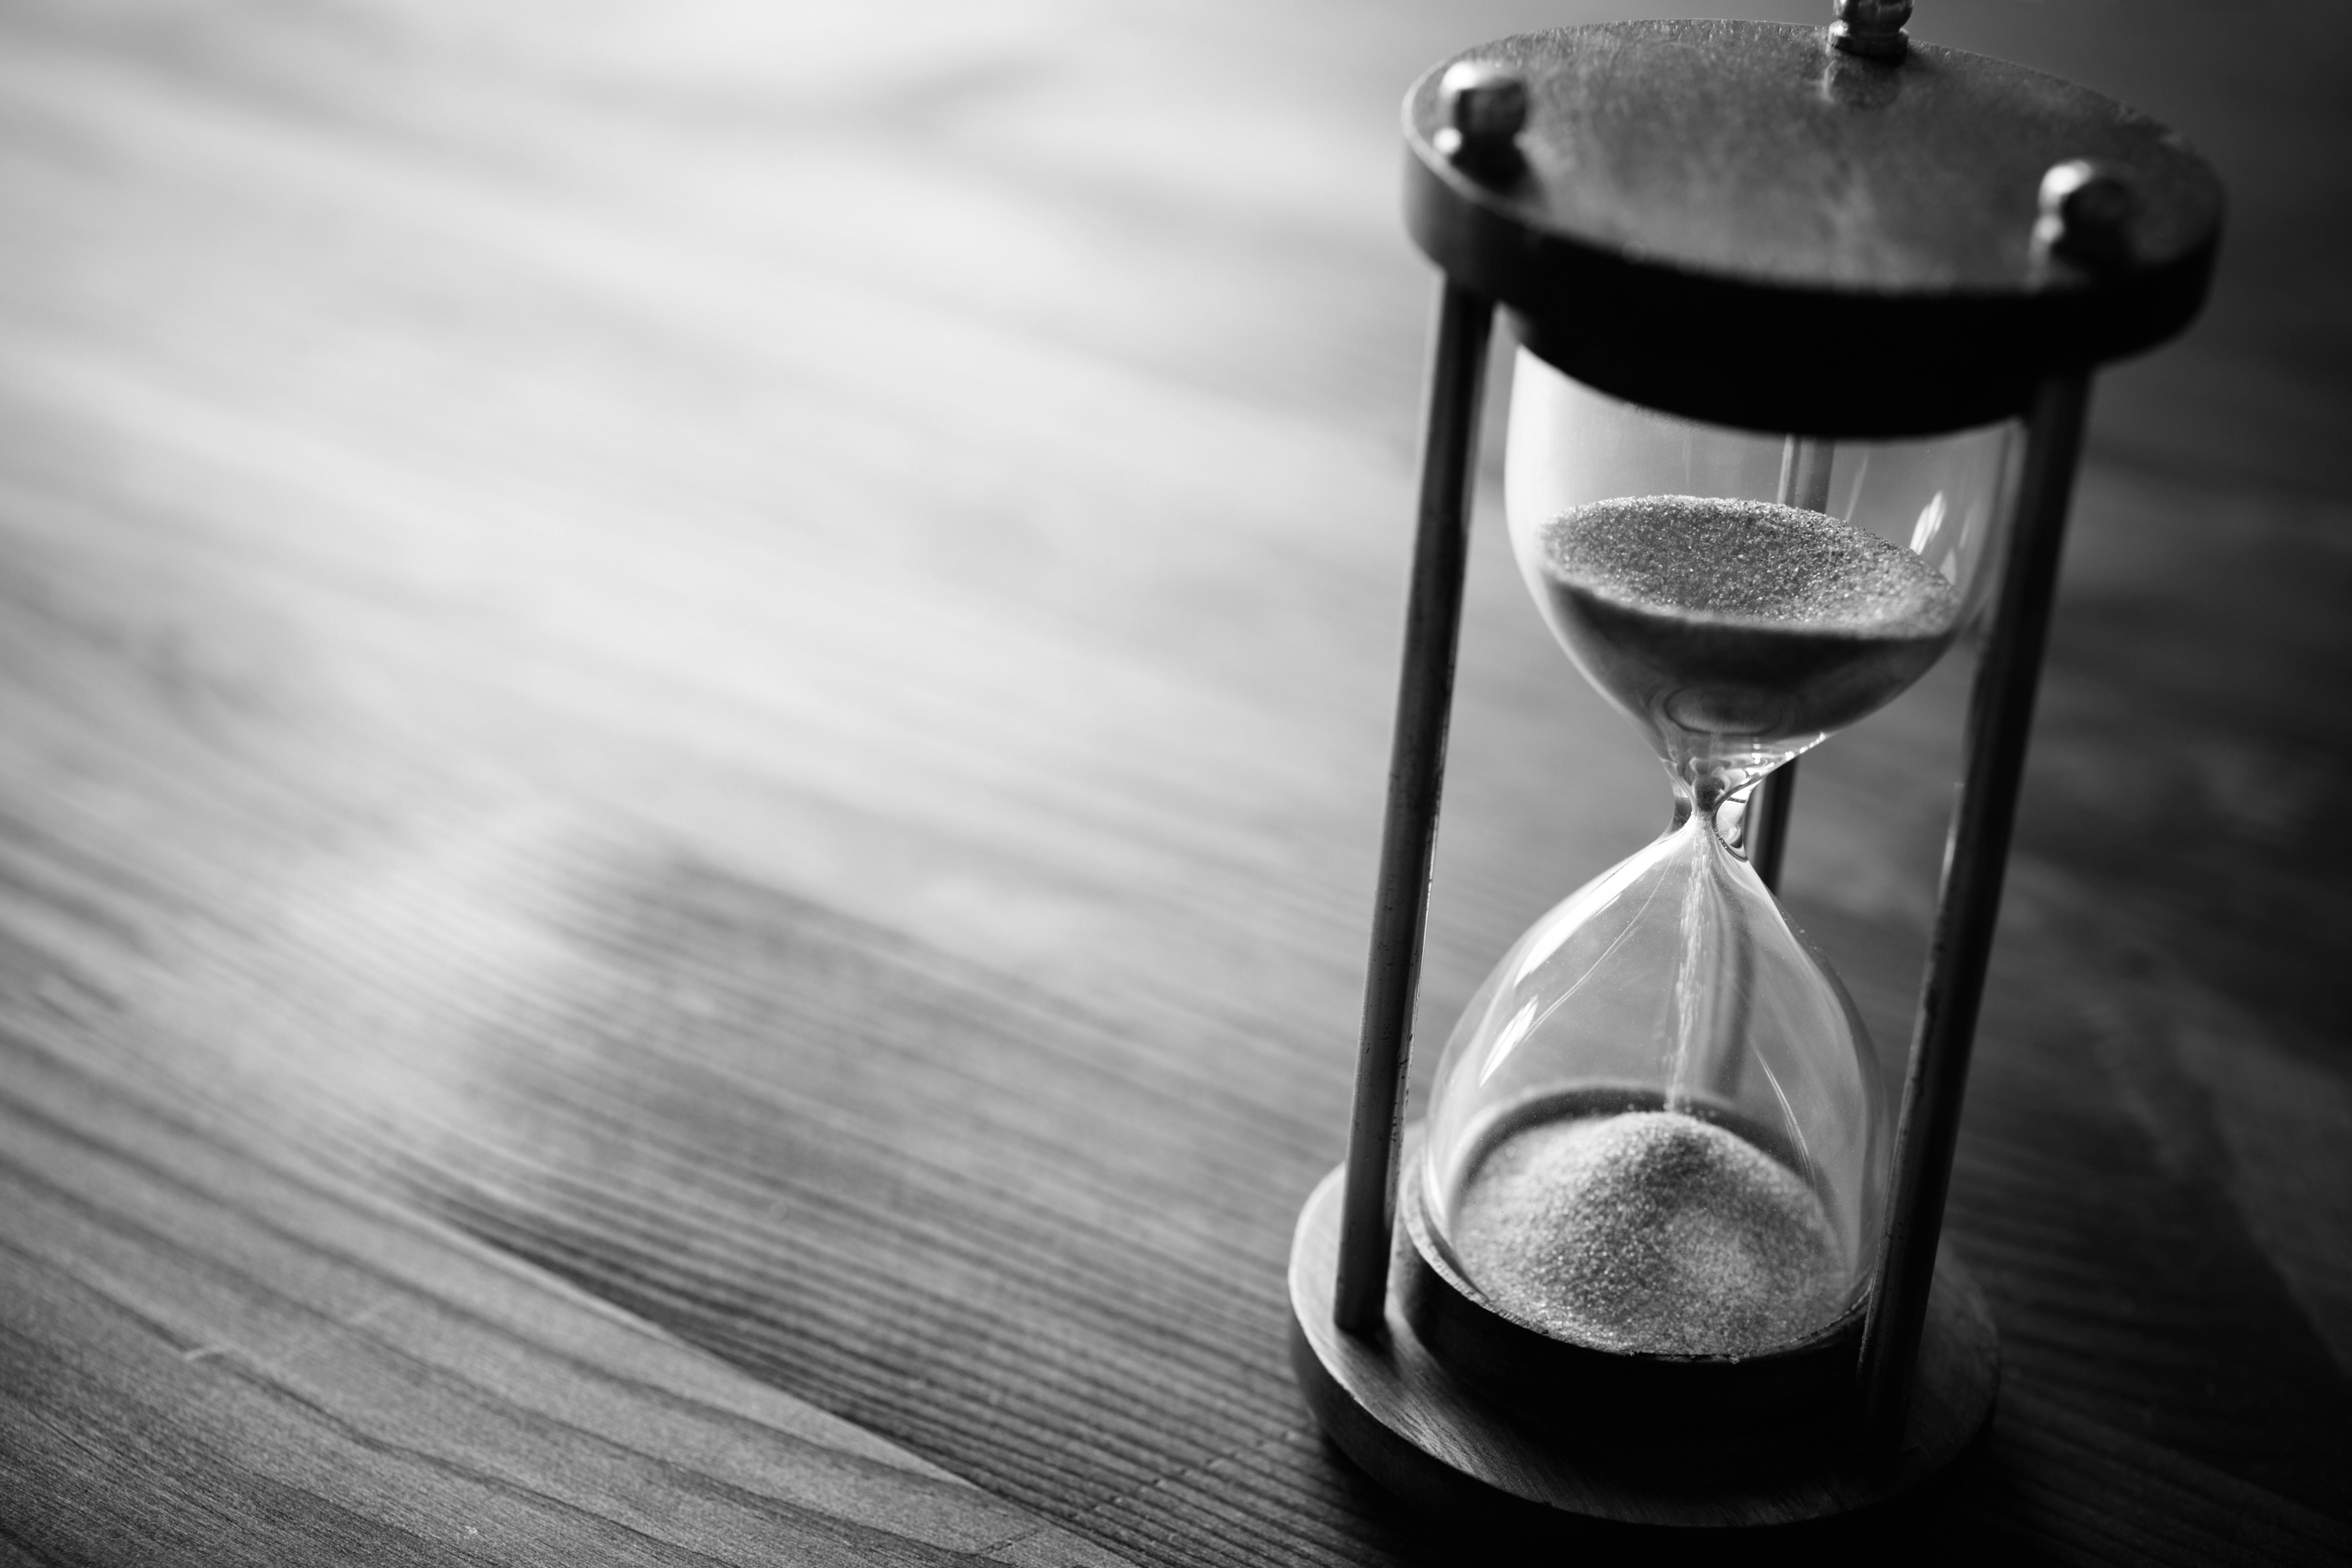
[1405,21,2224,435]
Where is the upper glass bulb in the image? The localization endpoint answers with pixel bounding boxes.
[1505,350,2013,805]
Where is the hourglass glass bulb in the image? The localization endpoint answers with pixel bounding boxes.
[1404,356,2015,1368]
[1426,480,1945,1349]
[1416,810,1885,1359]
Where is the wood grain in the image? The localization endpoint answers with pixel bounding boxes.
[0,1001,1129,1565]
[0,1,2347,1565]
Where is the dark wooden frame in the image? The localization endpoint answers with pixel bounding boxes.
[1300,20,2221,1524]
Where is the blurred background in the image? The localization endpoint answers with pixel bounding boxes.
[1,1,2347,1563]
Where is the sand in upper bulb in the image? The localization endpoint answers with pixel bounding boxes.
[1538,495,1961,744]
[1452,1110,1844,1357]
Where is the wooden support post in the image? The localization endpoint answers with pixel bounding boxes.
[1332,280,1493,1334]
[1857,372,2093,1447]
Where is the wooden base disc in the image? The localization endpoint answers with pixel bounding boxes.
[1288,1160,1999,1529]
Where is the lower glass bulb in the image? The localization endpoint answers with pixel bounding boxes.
[1418,810,1885,1357]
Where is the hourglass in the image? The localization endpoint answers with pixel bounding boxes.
[1288,10,2220,1526]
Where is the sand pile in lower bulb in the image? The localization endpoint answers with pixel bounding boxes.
[1452,1110,1842,1357]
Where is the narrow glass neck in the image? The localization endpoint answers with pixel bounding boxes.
[1668,759,1784,856]
[1656,721,1813,820]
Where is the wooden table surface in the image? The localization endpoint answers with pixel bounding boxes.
[3,1,2348,1563]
